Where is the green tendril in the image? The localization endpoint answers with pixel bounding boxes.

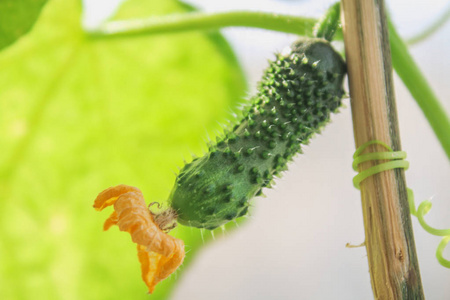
[407,4,450,45]
[353,140,450,268]
[437,236,450,268]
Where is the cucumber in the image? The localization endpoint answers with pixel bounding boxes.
[169,38,346,230]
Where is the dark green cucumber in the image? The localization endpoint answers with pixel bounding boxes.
[169,38,346,230]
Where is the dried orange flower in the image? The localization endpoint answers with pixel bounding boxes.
[93,184,184,293]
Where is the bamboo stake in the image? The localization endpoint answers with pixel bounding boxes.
[340,0,425,299]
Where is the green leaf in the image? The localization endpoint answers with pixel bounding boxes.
[0,0,246,299]
[0,0,48,50]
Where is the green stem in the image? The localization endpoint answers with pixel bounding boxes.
[87,11,449,158]
[389,20,450,159]
[313,2,341,41]
[87,11,317,39]
[407,4,450,45]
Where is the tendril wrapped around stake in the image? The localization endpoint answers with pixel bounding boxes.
[93,184,184,293]
[352,140,450,268]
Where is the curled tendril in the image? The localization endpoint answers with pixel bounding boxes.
[353,140,450,268]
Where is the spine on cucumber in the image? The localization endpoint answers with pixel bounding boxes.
[169,38,346,230]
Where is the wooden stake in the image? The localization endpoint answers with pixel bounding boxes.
[340,0,425,299]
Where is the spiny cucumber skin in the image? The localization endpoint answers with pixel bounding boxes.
[169,38,346,230]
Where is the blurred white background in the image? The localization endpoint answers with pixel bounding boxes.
[85,0,450,299]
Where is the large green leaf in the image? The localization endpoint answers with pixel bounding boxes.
[0,0,246,299]
[0,0,48,50]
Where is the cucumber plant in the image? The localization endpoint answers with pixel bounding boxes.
[2,0,450,299]
[87,1,450,296]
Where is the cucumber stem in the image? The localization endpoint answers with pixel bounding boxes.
[87,11,316,39]
[389,20,450,160]
[313,2,341,41]
[87,10,449,159]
